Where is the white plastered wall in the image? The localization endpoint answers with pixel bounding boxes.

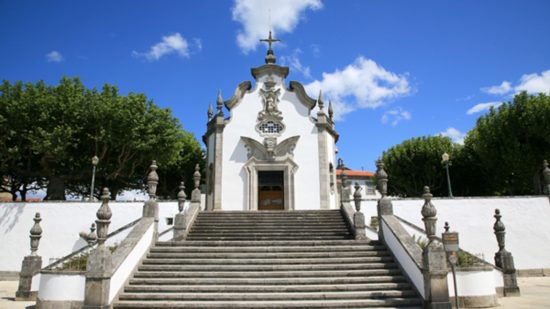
[220,75,321,210]
[361,196,550,270]
[0,201,179,271]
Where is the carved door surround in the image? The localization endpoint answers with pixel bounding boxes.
[244,157,298,211]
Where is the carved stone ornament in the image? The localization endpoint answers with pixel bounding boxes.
[257,76,285,137]
[241,136,299,162]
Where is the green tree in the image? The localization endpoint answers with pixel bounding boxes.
[0,77,203,200]
[464,92,550,195]
[380,136,461,197]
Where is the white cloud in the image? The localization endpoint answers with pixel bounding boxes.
[46,51,64,63]
[132,33,195,61]
[232,0,322,53]
[280,49,311,79]
[481,81,512,95]
[440,127,466,145]
[481,69,550,97]
[305,56,412,120]
[381,107,411,126]
[466,101,502,115]
[516,70,550,94]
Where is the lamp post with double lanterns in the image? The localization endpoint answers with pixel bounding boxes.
[90,156,99,201]
[441,152,453,198]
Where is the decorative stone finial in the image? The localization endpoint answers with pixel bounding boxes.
[29,212,42,256]
[193,164,201,189]
[444,221,450,233]
[177,181,186,212]
[96,188,112,247]
[317,90,324,110]
[421,186,438,242]
[328,100,334,120]
[207,102,213,120]
[353,182,362,212]
[493,208,506,252]
[147,160,159,199]
[216,90,223,115]
[87,223,97,245]
[376,160,388,196]
[260,31,280,64]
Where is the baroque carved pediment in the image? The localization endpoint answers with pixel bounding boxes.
[241,136,299,162]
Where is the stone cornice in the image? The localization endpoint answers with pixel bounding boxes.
[315,113,339,142]
[202,116,226,144]
[288,81,316,110]
[251,64,289,80]
[224,81,252,110]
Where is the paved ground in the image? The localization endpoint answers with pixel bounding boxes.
[1,277,549,309]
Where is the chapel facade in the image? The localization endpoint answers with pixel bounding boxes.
[203,32,339,211]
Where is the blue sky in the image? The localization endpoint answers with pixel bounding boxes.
[1,0,550,172]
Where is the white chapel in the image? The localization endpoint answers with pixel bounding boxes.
[203,32,339,211]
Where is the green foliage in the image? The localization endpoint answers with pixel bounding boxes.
[464,92,550,195]
[378,92,550,197]
[457,250,483,267]
[381,136,460,197]
[0,77,204,200]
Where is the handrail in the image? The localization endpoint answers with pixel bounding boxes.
[394,214,493,268]
[42,217,142,270]
[158,226,174,238]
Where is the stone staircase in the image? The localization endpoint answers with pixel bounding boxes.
[114,210,422,308]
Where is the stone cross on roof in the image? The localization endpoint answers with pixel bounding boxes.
[260,31,281,64]
[260,31,280,51]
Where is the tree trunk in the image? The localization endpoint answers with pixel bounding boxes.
[45,176,66,200]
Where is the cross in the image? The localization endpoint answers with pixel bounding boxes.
[260,31,281,51]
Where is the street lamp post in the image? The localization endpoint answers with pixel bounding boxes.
[90,156,99,201]
[442,152,453,198]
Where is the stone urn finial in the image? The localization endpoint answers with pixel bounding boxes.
[96,188,112,247]
[216,89,223,115]
[353,182,362,212]
[421,186,438,242]
[207,102,213,120]
[29,212,42,256]
[317,90,324,110]
[177,181,187,212]
[493,208,506,252]
[147,160,159,199]
[376,160,388,196]
[193,164,201,190]
[328,100,334,121]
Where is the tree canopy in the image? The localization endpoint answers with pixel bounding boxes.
[0,77,204,200]
[380,136,460,197]
[379,92,550,197]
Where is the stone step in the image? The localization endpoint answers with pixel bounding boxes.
[186,235,351,241]
[150,244,385,253]
[129,275,408,285]
[196,210,342,215]
[155,240,379,246]
[118,290,418,301]
[147,251,390,259]
[124,283,413,293]
[114,298,422,308]
[191,225,348,233]
[132,268,403,278]
[142,256,393,265]
[187,232,351,238]
[192,221,348,226]
[138,262,397,272]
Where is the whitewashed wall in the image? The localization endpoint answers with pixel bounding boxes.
[361,196,550,270]
[0,201,180,271]
[221,75,321,210]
